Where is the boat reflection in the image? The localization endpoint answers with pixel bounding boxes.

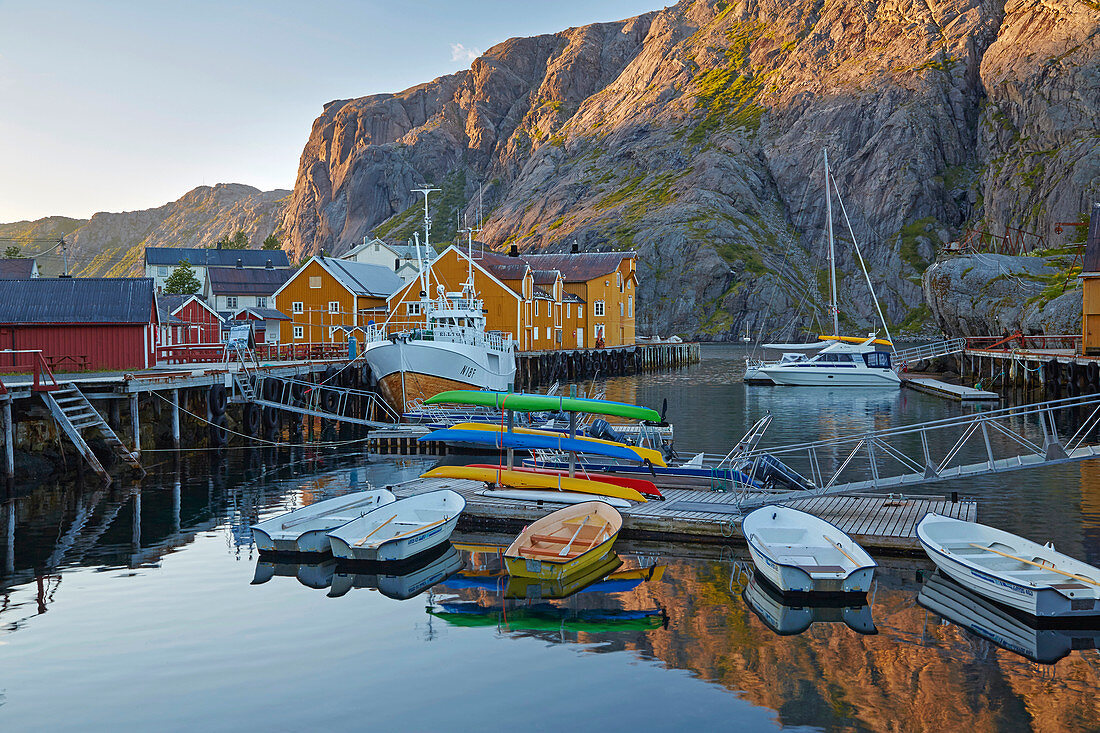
[918,570,1100,665]
[430,602,667,632]
[251,559,337,589]
[327,543,465,601]
[742,571,877,636]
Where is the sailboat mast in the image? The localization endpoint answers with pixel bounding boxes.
[824,149,839,338]
[412,187,440,303]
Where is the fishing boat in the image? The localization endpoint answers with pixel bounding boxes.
[917,570,1100,665]
[466,463,662,498]
[360,193,516,412]
[420,465,647,503]
[251,489,396,554]
[916,513,1100,618]
[504,501,622,581]
[742,572,876,636]
[743,505,876,595]
[328,490,465,562]
[327,543,464,600]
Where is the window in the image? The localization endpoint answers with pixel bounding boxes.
[225,296,238,309]
[534,300,539,317]
[566,303,571,318]
[593,300,605,317]
[328,301,340,313]
[533,327,539,340]
[375,240,381,251]
[292,301,303,314]
[524,303,531,327]
[157,266,168,277]
[628,296,633,317]
[394,258,400,269]
[407,302,421,316]
[620,302,624,316]
[555,329,562,344]
[578,305,583,319]
[627,280,631,290]
[256,297,267,308]
[293,326,303,340]
[617,272,623,290]
[545,327,550,340]
[309,276,322,288]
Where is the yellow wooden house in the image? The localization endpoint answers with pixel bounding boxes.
[1081,204,1100,355]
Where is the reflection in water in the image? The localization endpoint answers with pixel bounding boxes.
[251,559,337,589]
[327,543,465,600]
[742,571,877,636]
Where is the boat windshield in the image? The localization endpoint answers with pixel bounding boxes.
[863,351,892,369]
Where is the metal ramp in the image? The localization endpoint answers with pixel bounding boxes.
[42,384,143,482]
[729,391,1100,511]
[893,338,966,366]
[244,375,401,429]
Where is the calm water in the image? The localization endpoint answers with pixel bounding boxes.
[1,345,1098,731]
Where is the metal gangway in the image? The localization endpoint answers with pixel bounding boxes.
[237,374,402,428]
[728,391,1100,511]
[892,338,966,367]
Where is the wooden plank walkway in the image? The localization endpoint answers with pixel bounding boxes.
[902,375,1000,401]
[390,477,977,552]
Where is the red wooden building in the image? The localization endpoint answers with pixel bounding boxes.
[0,278,158,371]
[157,293,222,346]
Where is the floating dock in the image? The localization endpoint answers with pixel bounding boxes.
[901,376,1000,401]
[392,477,976,553]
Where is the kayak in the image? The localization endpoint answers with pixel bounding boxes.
[425,390,661,422]
[466,463,662,498]
[421,465,646,503]
[418,429,655,464]
[451,423,667,467]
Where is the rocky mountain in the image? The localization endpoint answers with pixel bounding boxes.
[1,184,289,277]
[281,0,1100,339]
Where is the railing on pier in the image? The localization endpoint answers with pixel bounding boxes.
[893,338,966,366]
[245,375,401,428]
[964,333,1082,351]
[0,349,59,393]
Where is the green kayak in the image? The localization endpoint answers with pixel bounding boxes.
[425,390,661,422]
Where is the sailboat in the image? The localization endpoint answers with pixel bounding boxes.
[755,150,900,388]
[361,188,517,412]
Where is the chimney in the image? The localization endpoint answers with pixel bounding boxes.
[508,244,519,257]
[236,258,243,269]
[571,239,579,254]
[265,259,273,269]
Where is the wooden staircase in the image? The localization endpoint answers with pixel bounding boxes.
[42,384,143,482]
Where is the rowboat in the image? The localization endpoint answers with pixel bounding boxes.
[429,602,667,632]
[917,570,1100,664]
[466,463,662,498]
[327,543,464,600]
[425,390,662,422]
[418,428,659,465]
[441,562,665,595]
[742,572,876,636]
[421,465,647,503]
[476,488,631,509]
[328,490,465,562]
[251,559,337,589]
[504,553,623,600]
[916,513,1100,618]
[744,505,876,595]
[251,489,396,554]
[504,501,622,580]
[450,423,667,467]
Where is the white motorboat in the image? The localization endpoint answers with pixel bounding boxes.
[758,337,901,387]
[743,505,877,594]
[745,343,824,384]
[916,513,1100,618]
[327,489,465,562]
[917,570,1100,665]
[327,544,465,600]
[742,572,876,636]
[251,489,396,554]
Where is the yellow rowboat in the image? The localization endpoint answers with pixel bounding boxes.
[449,422,668,468]
[504,501,623,580]
[504,554,623,599]
[421,465,647,503]
[817,334,893,347]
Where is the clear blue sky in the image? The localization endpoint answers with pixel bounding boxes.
[0,0,663,222]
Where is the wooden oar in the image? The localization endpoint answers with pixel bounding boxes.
[968,543,1100,587]
[281,496,380,529]
[387,516,450,543]
[354,515,397,546]
[559,516,589,557]
[824,535,858,566]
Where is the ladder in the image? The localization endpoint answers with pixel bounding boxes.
[41,383,143,483]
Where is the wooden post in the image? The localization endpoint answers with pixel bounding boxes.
[2,401,13,479]
[130,394,141,457]
[171,389,181,450]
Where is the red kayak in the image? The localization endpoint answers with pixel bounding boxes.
[467,463,663,498]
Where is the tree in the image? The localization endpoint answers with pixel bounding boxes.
[163,260,202,294]
[262,233,280,250]
[216,230,249,249]
[3,246,20,258]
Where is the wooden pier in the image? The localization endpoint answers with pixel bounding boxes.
[390,477,977,553]
[515,341,698,388]
[901,375,1000,401]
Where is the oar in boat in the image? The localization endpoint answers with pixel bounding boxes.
[968,543,1100,587]
[281,495,380,529]
[824,535,858,566]
[386,516,450,543]
[559,516,590,557]
[354,515,397,546]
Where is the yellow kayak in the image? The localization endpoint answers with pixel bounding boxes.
[421,465,647,503]
[450,422,667,468]
[817,334,893,346]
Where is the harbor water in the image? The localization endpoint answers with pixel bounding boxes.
[1,345,1097,731]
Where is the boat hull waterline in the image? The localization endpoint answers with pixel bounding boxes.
[251,489,396,554]
[504,501,623,581]
[328,490,466,562]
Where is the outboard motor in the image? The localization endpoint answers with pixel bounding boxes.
[587,418,626,444]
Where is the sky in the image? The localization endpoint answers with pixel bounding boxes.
[0,0,663,223]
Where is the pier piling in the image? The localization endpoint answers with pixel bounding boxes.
[171,389,181,450]
[130,394,141,458]
[2,401,12,479]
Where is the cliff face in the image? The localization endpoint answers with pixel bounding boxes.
[0,184,289,278]
[281,0,1100,339]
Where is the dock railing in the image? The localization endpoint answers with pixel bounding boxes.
[964,333,1081,351]
[893,338,966,366]
[0,349,59,393]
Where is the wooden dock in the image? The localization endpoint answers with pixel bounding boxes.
[390,477,977,553]
[901,375,1000,401]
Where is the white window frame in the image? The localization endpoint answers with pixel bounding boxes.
[534,300,539,317]
[593,300,605,317]
[578,305,583,319]
[157,266,168,277]
[292,301,303,314]
[620,302,624,316]
[628,295,633,317]
[293,325,303,340]
[309,276,322,288]
[225,296,238,310]
[566,303,571,318]
[545,326,550,340]
[328,301,340,314]
[256,297,267,308]
[407,301,422,316]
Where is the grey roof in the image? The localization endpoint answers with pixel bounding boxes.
[235,307,291,321]
[522,251,634,281]
[145,247,290,269]
[207,267,291,295]
[320,257,403,297]
[157,293,189,324]
[0,278,156,324]
[0,259,36,278]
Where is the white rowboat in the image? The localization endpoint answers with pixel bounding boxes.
[744,505,876,594]
[252,489,396,554]
[916,513,1100,618]
[328,490,465,562]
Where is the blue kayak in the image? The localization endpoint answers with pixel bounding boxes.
[418,428,651,463]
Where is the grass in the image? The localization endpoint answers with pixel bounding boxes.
[715,241,766,275]
[896,217,938,274]
[687,21,768,145]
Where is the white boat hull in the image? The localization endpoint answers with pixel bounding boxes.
[759,366,900,387]
[364,337,515,400]
[251,489,396,554]
[328,490,466,562]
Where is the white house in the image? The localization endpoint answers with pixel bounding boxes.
[340,237,422,283]
[144,247,290,291]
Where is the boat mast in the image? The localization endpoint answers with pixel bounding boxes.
[412,187,440,305]
[824,149,839,338]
